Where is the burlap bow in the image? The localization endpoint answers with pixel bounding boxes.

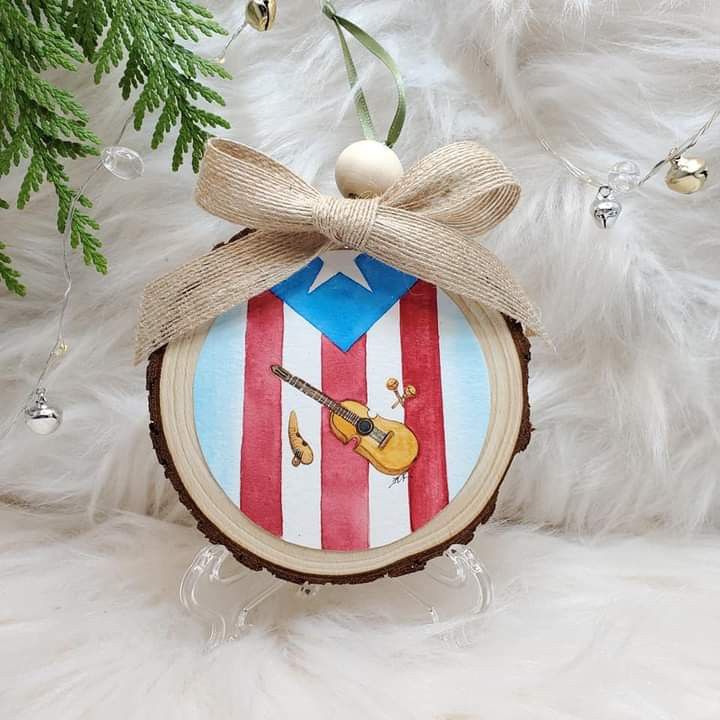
[135,138,544,362]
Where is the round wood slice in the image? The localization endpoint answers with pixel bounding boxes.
[146,244,531,585]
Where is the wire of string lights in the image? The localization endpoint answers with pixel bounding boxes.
[494,44,717,229]
[1,115,144,439]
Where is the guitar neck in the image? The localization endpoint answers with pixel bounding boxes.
[273,367,360,425]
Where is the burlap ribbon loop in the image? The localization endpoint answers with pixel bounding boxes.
[135,138,546,362]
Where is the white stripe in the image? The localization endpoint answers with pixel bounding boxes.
[281,305,323,548]
[437,291,490,500]
[365,303,411,547]
[193,305,247,506]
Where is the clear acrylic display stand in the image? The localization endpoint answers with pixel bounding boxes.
[180,543,492,651]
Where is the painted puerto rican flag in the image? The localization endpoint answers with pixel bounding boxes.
[193,251,491,551]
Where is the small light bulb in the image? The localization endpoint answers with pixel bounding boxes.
[101,146,144,181]
[52,341,69,357]
[608,160,641,193]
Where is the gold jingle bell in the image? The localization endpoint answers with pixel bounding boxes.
[246,0,277,31]
[665,155,708,194]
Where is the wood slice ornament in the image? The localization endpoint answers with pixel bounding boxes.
[140,139,539,585]
[147,248,531,585]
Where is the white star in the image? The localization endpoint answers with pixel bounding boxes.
[307,250,373,294]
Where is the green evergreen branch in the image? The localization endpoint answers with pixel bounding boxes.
[0,0,101,294]
[63,0,108,59]
[0,0,230,295]
[0,240,25,296]
[89,0,231,172]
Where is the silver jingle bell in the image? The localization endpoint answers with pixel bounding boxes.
[591,186,622,229]
[245,0,277,31]
[24,388,63,435]
[665,155,708,194]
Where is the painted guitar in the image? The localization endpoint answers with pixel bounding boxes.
[270,365,419,476]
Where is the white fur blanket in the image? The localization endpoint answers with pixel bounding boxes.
[2,1,719,717]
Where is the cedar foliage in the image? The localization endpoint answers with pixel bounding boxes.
[0,0,230,295]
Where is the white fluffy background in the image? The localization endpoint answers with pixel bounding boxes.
[2,1,720,717]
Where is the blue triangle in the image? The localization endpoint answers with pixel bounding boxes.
[271,253,417,351]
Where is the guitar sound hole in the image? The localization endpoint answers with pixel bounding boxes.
[355,418,374,436]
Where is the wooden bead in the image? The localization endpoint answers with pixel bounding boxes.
[334,140,404,198]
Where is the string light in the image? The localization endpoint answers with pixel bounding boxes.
[6,0,280,440]
[0,114,143,440]
[533,107,718,228]
[497,54,719,228]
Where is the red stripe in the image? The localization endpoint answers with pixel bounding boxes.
[400,281,449,530]
[321,336,369,550]
[240,291,284,536]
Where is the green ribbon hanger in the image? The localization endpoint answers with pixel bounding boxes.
[322,2,406,148]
